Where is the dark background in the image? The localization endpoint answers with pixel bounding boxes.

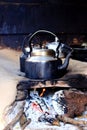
[0,0,87,48]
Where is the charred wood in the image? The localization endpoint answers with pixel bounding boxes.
[38,112,87,129]
[15,90,28,101]
[3,109,24,130]
[20,112,31,130]
[16,74,87,90]
[52,89,87,118]
[38,113,60,126]
[21,118,31,130]
[57,115,87,126]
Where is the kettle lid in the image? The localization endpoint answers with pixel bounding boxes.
[31,49,55,57]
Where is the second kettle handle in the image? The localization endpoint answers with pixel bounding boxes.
[28,30,59,54]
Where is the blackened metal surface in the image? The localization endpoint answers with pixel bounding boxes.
[25,59,64,80]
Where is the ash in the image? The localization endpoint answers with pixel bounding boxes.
[5,89,87,130]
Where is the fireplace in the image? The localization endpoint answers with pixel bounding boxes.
[4,76,87,130]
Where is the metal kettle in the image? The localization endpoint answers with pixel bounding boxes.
[20,34,31,72]
[23,30,72,80]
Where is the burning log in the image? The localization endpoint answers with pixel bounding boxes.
[56,115,87,126]
[16,79,69,90]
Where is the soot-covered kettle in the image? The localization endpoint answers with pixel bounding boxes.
[22,30,73,80]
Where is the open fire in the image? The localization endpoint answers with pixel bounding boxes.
[3,85,87,130]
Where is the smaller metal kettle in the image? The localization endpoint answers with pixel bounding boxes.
[20,34,31,72]
[24,30,72,80]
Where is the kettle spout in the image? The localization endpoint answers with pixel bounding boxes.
[58,50,73,71]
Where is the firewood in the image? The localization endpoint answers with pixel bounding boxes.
[21,118,31,130]
[56,115,87,126]
[17,79,69,89]
[47,118,60,126]
[19,111,31,129]
[38,113,60,126]
[15,90,28,101]
[3,109,23,130]
[4,101,25,117]
[16,74,87,89]
[52,89,87,118]
[4,101,17,116]
[20,112,27,126]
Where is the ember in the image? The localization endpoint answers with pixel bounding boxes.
[31,102,43,113]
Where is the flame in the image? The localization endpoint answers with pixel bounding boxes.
[40,88,46,97]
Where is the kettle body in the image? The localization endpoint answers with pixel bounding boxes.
[25,49,63,79]
[25,57,62,79]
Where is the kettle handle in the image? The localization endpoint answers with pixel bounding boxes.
[28,30,59,54]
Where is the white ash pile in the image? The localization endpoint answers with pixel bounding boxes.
[3,88,87,130]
